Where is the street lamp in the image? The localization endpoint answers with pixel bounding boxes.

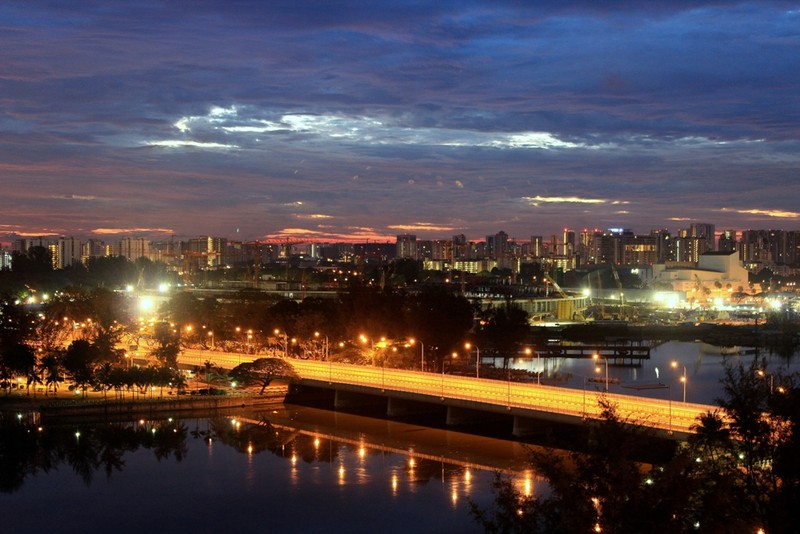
[671,361,687,402]
[360,334,371,364]
[274,328,288,358]
[442,352,457,398]
[756,369,774,394]
[314,331,329,360]
[592,353,609,392]
[409,338,424,371]
[465,342,480,378]
[526,347,541,385]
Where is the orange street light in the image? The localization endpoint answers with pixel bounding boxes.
[592,353,608,392]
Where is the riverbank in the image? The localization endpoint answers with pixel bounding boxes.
[0,385,288,420]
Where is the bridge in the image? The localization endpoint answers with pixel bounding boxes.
[174,349,715,439]
[282,358,715,439]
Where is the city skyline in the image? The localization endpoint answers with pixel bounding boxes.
[1,1,799,243]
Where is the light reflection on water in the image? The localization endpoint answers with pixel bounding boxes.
[2,406,536,534]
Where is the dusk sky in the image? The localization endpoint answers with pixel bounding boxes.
[1,1,799,244]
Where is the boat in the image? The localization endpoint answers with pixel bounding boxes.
[699,342,741,355]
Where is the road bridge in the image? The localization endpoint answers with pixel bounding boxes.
[176,350,715,439]
[283,358,713,439]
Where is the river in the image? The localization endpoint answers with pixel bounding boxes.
[1,404,535,534]
[4,341,798,532]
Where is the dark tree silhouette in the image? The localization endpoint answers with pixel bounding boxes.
[229,357,297,394]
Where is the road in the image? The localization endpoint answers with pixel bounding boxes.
[177,349,714,435]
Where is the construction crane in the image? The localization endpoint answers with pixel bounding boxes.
[544,273,569,298]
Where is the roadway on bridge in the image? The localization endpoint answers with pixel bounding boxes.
[177,349,715,436]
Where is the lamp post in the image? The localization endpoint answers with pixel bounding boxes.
[583,377,588,418]
[442,352,457,396]
[668,384,672,434]
[274,328,288,358]
[525,347,541,385]
[592,353,609,393]
[410,338,424,372]
[465,342,480,378]
[507,365,511,409]
[360,334,376,365]
[671,361,687,402]
[314,331,329,360]
[756,369,774,394]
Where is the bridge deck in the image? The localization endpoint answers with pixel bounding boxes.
[283,358,714,437]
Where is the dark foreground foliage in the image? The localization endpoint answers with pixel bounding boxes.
[471,359,800,534]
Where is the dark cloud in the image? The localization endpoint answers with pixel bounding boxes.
[1,1,798,241]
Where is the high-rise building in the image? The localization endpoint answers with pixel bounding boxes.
[396,234,417,259]
[528,236,543,259]
[452,234,466,261]
[485,231,509,258]
[718,230,737,253]
[81,239,108,263]
[650,228,674,262]
[116,237,151,261]
[689,222,716,254]
[52,236,82,270]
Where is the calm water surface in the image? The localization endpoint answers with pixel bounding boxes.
[2,405,534,534]
[5,341,798,533]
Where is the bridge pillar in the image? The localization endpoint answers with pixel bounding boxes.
[446,406,507,427]
[387,397,437,418]
[512,416,540,437]
[334,389,384,410]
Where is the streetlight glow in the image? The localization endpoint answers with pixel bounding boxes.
[465,342,480,378]
[592,353,609,392]
[671,361,687,402]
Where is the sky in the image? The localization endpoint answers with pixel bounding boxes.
[1,1,799,244]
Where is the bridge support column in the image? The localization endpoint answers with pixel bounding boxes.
[334,389,384,410]
[387,398,437,418]
[446,406,507,428]
[512,416,540,437]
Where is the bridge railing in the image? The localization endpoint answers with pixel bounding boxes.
[285,358,713,435]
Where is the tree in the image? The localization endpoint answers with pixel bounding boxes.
[471,399,687,533]
[229,358,297,394]
[63,340,100,396]
[0,342,36,395]
[404,287,474,369]
[474,360,800,533]
[38,351,65,396]
[478,304,530,366]
[151,322,180,368]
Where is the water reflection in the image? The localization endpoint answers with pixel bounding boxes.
[1,406,536,533]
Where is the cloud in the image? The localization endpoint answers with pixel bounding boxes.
[295,214,334,219]
[91,227,174,235]
[144,140,238,149]
[160,107,591,151]
[388,222,461,232]
[522,196,608,206]
[721,208,800,219]
[2,1,799,241]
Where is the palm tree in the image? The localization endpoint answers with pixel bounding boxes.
[38,353,64,396]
